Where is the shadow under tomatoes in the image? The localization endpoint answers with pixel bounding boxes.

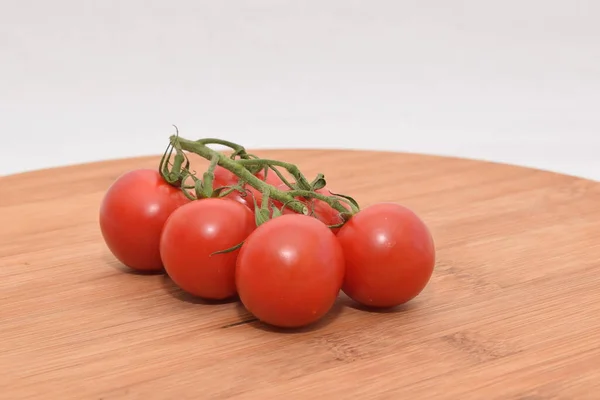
[160,274,239,305]
[231,295,346,334]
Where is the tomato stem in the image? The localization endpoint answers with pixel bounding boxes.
[166,134,361,221]
[201,153,220,198]
[255,187,274,226]
[236,159,313,191]
[171,136,310,215]
[287,189,359,214]
[195,138,262,174]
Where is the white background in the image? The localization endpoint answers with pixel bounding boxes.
[1,1,599,180]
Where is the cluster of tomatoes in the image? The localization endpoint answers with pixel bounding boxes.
[99,154,435,329]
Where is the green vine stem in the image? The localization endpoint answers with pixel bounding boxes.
[194,138,261,175]
[235,159,313,191]
[164,135,360,219]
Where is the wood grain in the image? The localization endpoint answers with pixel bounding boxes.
[1,150,599,400]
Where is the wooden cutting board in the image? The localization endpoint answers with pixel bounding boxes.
[1,150,599,400]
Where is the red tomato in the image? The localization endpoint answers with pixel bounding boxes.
[336,203,435,308]
[236,214,345,328]
[272,184,349,233]
[160,198,256,300]
[99,169,190,272]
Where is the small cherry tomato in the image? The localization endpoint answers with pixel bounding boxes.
[236,214,345,328]
[160,198,256,300]
[99,169,189,272]
[336,203,435,308]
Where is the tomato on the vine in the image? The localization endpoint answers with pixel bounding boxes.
[160,198,256,300]
[336,203,435,308]
[236,214,345,328]
[99,169,190,272]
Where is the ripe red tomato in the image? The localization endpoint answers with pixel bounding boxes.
[273,184,349,233]
[336,203,435,308]
[160,198,256,300]
[236,214,345,328]
[99,169,190,272]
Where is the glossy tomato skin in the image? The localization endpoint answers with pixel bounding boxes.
[336,203,435,308]
[99,169,189,272]
[160,198,256,300]
[236,214,345,328]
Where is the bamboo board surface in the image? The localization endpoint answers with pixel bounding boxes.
[1,150,600,400]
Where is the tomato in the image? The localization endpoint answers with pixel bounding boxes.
[272,184,349,233]
[99,169,190,272]
[236,214,345,328]
[336,203,435,308]
[160,198,256,300]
